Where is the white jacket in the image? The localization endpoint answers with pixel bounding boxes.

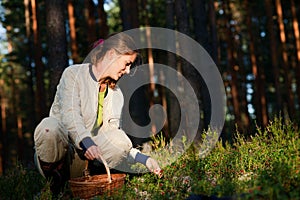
[49,63,124,149]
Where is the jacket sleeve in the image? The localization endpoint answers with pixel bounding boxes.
[58,68,92,149]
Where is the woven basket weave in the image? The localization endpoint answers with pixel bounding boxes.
[69,154,126,199]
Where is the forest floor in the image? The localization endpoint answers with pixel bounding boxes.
[0,117,299,199]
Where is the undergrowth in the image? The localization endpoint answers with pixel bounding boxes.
[0,117,299,199]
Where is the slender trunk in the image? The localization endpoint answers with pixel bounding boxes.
[145,26,156,134]
[31,0,47,121]
[0,80,7,175]
[165,0,178,139]
[24,0,30,37]
[9,66,23,163]
[141,0,155,97]
[208,0,218,65]
[191,0,209,50]
[191,0,211,132]
[119,0,150,148]
[84,0,97,45]
[14,80,23,163]
[236,52,251,130]
[97,0,109,38]
[275,0,295,119]
[45,0,69,100]
[140,0,156,134]
[174,0,189,36]
[265,0,282,114]
[67,0,80,64]
[223,1,242,129]
[245,0,268,127]
[119,0,139,30]
[24,0,37,135]
[175,0,190,134]
[175,0,200,139]
[290,0,300,108]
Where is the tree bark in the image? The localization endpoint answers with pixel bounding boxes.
[265,0,282,115]
[165,0,179,139]
[223,1,243,130]
[119,0,150,148]
[119,0,139,30]
[191,0,211,132]
[175,0,202,140]
[24,0,37,129]
[45,0,69,100]
[31,0,47,121]
[275,0,295,119]
[84,0,97,45]
[245,0,268,127]
[97,0,109,38]
[290,0,300,110]
[208,0,218,65]
[0,80,6,175]
[67,0,80,64]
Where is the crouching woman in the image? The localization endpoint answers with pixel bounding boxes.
[33,32,161,195]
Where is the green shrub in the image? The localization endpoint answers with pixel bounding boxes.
[0,164,48,200]
[1,117,299,200]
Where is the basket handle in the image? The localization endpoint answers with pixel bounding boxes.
[96,152,112,184]
[83,151,112,183]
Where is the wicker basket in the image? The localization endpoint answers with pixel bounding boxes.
[69,155,126,199]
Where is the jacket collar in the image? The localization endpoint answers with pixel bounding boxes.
[89,63,98,82]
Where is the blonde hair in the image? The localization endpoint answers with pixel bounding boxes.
[90,33,139,89]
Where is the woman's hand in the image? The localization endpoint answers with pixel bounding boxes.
[84,145,102,160]
[146,157,163,177]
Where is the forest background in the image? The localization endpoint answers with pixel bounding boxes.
[0,0,299,176]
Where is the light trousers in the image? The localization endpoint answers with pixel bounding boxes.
[34,117,138,178]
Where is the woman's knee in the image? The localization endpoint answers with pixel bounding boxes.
[34,117,69,162]
[34,117,59,145]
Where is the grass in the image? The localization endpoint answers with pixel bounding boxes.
[0,116,299,199]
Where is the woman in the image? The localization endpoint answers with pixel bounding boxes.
[34,32,161,195]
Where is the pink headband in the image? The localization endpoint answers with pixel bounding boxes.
[93,38,104,48]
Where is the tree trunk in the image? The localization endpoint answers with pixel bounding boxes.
[165,0,179,139]
[290,0,300,109]
[236,51,251,131]
[265,0,282,115]
[174,0,189,36]
[119,0,139,30]
[245,0,268,127]
[14,78,23,163]
[84,0,97,45]
[24,0,30,37]
[119,0,150,148]
[223,1,242,130]
[208,0,218,65]
[191,0,209,50]
[24,0,37,144]
[45,0,69,100]
[31,0,47,121]
[140,0,157,135]
[191,0,211,132]
[67,0,80,64]
[0,80,7,175]
[97,0,109,38]
[175,0,201,140]
[1,25,14,173]
[275,0,295,119]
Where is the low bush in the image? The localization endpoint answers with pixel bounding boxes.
[0,117,299,199]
